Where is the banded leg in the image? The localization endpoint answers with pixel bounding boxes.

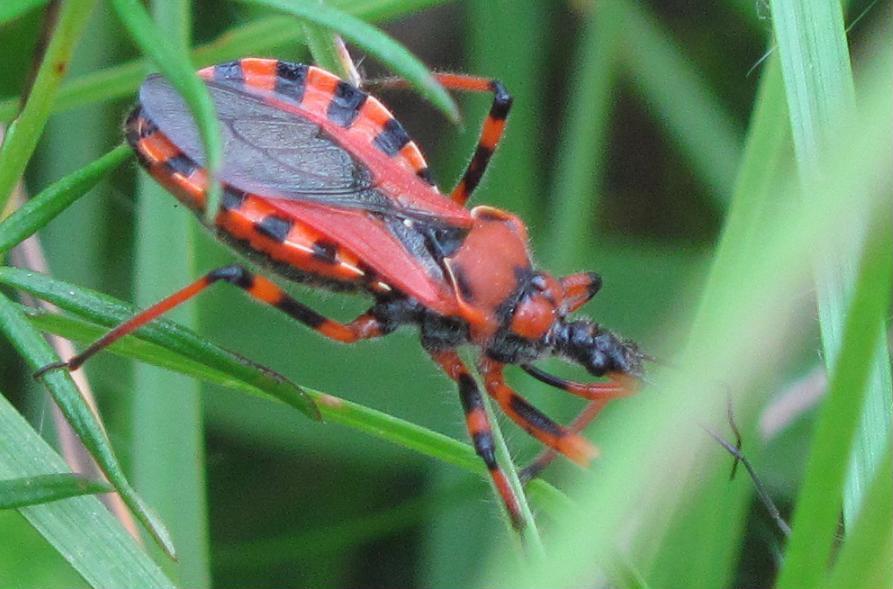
[479,358,598,466]
[560,271,602,313]
[365,73,513,206]
[517,367,638,481]
[430,349,524,530]
[36,265,387,375]
[520,400,610,483]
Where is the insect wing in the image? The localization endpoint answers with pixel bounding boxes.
[264,198,457,315]
[139,74,467,224]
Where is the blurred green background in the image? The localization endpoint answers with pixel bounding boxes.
[0,1,889,588]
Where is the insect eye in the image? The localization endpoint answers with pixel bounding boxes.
[530,274,548,291]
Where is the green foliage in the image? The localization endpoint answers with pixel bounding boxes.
[0,1,889,588]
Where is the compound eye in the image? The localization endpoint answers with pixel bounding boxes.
[530,273,548,291]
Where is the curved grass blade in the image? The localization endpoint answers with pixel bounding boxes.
[821,445,892,589]
[0,0,98,215]
[0,292,176,558]
[0,391,175,589]
[0,145,131,253]
[769,0,893,526]
[0,474,111,509]
[0,267,319,419]
[235,0,458,122]
[0,0,50,24]
[108,0,223,219]
[775,212,892,589]
[0,0,453,124]
[4,281,571,521]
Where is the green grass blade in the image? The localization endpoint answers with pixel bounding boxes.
[0,292,176,559]
[108,0,222,218]
[0,474,111,509]
[0,144,131,253]
[0,0,98,214]
[0,267,319,418]
[0,0,452,124]
[770,0,893,523]
[126,0,209,584]
[775,206,892,589]
[543,2,623,270]
[234,0,458,122]
[617,0,743,208]
[0,391,175,589]
[821,446,892,589]
[0,0,50,24]
[4,283,570,523]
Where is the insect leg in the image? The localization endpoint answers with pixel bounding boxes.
[479,357,598,466]
[364,73,512,206]
[429,349,524,530]
[37,265,387,375]
[519,400,610,483]
[520,364,636,401]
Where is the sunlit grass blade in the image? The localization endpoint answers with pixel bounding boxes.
[109,0,223,218]
[616,0,743,208]
[821,446,892,589]
[0,0,50,24]
[0,292,176,558]
[0,0,97,214]
[0,391,175,589]
[234,0,458,122]
[0,267,319,419]
[0,0,453,124]
[769,0,892,523]
[0,144,131,253]
[10,293,571,521]
[482,36,891,589]
[775,211,892,588]
[0,474,111,509]
[544,2,623,270]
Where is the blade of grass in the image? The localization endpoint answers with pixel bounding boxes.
[108,0,222,218]
[543,1,623,270]
[775,200,892,588]
[769,0,893,523]
[0,291,176,558]
[0,474,111,509]
[235,0,457,122]
[0,267,319,418]
[125,0,210,584]
[482,36,891,589]
[5,286,572,522]
[0,390,175,589]
[0,0,97,215]
[0,0,51,24]
[0,144,131,254]
[616,0,744,209]
[302,1,360,85]
[0,0,453,124]
[821,446,892,589]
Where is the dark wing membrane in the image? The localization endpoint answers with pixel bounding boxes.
[140,75,394,214]
[265,198,457,314]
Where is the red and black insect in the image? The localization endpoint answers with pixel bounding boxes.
[44,58,647,528]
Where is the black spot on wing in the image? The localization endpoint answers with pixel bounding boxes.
[221,186,247,211]
[327,81,367,127]
[311,240,338,264]
[256,215,293,242]
[416,167,435,185]
[275,61,308,102]
[165,153,198,177]
[373,118,411,156]
[213,61,244,85]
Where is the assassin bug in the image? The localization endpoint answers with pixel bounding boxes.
[40,58,648,529]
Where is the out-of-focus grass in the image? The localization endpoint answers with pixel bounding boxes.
[0,2,890,588]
